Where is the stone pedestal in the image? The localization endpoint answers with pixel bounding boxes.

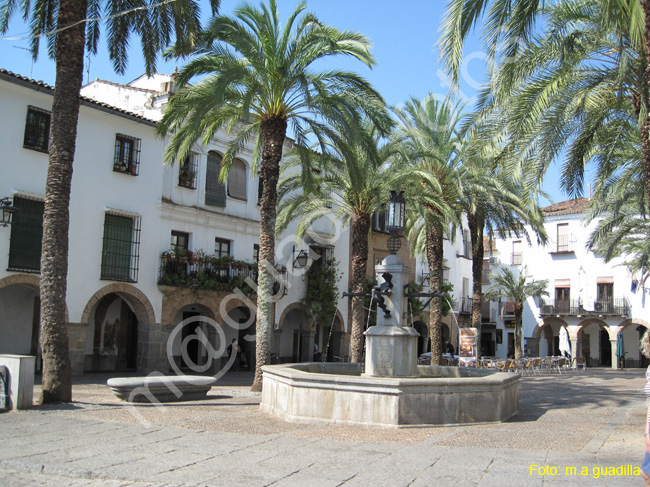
[0,354,35,409]
[365,325,419,377]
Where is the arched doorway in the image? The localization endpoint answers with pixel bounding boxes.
[278,306,310,363]
[87,293,138,372]
[225,305,255,371]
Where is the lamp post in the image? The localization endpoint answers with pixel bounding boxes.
[386,190,405,254]
[0,197,19,227]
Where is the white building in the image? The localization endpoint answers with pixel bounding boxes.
[0,69,350,375]
[484,198,649,367]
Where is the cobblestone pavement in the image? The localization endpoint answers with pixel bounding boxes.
[0,369,647,486]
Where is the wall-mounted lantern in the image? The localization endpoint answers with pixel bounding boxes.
[0,197,19,227]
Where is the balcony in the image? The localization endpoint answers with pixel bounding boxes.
[158,251,260,294]
[539,298,630,317]
[459,296,473,314]
[549,235,575,255]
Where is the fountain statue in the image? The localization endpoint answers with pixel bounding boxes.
[260,191,519,427]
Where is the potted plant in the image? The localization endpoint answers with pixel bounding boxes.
[179,168,196,188]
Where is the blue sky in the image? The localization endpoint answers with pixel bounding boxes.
[0,0,572,204]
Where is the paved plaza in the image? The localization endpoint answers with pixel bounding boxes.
[0,368,647,486]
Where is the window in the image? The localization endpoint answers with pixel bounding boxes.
[596,277,614,312]
[512,240,522,265]
[101,212,141,282]
[205,151,226,207]
[228,159,247,200]
[253,244,259,263]
[113,134,141,176]
[257,173,264,204]
[23,106,51,152]
[557,223,569,252]
[178,152,198,189]
[555,281,570,313]
[372,206,387,232]
[171,230,189,250]
[215,238,231,258]
[461,230,471,259]
[8,196,44,272]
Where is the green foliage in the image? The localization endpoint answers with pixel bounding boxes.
[302,258,342,330]
[158,248,257,294]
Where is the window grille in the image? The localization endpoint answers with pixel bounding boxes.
[113,134,141,176]
[205,151,226,207]
[228,159,247,200]
[23,106,51,152]
[178,152,198,189]
[8,196,44,272]
[101,212,141,282]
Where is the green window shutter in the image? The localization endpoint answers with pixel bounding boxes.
[101,214,133,281]
[205,151,226,207]
[8,197,44,272]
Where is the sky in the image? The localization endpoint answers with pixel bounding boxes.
[0,0,573,205]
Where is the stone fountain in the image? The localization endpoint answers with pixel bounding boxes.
[260,192,519,427]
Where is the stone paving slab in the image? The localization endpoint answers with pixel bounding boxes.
[0,369,648,486]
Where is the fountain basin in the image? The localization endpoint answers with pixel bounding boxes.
[261,363,519,427]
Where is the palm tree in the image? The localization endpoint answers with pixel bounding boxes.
[277,121,396,363]
[458,131,547,350]
[393,95,465,366]
[0,0,218,403]
[157,0,392,390]
[484,267,548,359]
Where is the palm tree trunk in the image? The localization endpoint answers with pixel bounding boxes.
[514,304,523,360]
[641,0,650,207]
[39,0,88,403]
[349,215,370,363]
[468,212,484,356]
[251,116,287,392]
[426,223,444,366]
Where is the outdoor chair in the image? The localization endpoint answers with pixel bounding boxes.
[541,357,553,373]
[555,357,568,374]
[530,358,542,375]
[572,357,586,371]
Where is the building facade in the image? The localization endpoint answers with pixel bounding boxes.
[483,198,649,367]
[0,69,351,376]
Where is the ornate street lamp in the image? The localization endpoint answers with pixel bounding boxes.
[0,197,19,227]
[292,248,309,269]
[385,190,405,254]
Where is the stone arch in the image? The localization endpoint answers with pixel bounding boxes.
[617,318,650,332]
[531,317,568,339]
[81,283,155,325]
[0,274,69,322]
[278,302,310,331]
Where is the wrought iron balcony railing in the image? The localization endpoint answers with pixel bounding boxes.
[539,298,630,316]
[158,251,259,293]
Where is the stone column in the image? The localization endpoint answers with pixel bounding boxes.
[137,323,171,374]
[273,329,282,363]
[365,254,419,377]
[66,322,87,376]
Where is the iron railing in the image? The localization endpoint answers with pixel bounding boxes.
[539,298,630,316]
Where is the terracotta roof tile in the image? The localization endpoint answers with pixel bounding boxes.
[541,198,589,216]
[0,69,157,125]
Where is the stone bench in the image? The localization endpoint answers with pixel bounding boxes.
[107,375,217,403]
